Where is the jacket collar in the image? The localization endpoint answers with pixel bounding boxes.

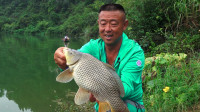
[98,33,133,66]
[114,33,133,66]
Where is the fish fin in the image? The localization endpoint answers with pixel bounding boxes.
[98,102,112,112]
[104,63,125,97]
[56,68,73,83]
[102,63,115,71]
[74,88,90,105]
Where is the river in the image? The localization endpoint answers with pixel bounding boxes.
[0,33,84,112]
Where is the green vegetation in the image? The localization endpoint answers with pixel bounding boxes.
[0,0,199,53]
[143,52,200,111]
[0,0,199,111]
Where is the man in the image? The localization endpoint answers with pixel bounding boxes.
[54,4,145,112]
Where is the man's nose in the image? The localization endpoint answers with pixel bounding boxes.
[105,24,112,32]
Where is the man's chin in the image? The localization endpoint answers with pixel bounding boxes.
[105,41,116,46]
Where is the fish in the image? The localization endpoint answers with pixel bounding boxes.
[56,48,129,112]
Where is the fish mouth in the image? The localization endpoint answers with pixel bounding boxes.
[64,47,72,53]
[64,47,69,51]
[63,47,82,66]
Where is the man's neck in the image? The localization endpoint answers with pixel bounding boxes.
[105,45,120,54]
[105,39,122,65]
[105,38,122,52]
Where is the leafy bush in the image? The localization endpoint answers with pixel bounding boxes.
[57,2,98,38]
[36,20,51,31]
[143,52,200,111]
[2,22,18,32]
[143,53,187,81]
[117,0,200,52]
[149,33,200,55]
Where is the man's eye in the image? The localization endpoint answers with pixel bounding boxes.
[100,22,106,25]
[100,21,106,25]
[111,21,118,26]
[111,24,117,26]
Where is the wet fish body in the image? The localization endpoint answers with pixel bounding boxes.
[56,48,128,112]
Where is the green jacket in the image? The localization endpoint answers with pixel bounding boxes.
[79,33,145,111]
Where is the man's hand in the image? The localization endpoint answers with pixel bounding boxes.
[54,47,67,70]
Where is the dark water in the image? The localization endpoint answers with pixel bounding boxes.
[0,34,83,112]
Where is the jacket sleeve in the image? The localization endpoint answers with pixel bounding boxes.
[120,49,145,100]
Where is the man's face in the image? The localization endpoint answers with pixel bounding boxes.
[98,10,128,46]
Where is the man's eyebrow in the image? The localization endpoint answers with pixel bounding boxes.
[99,19,118,21]
[110,19,117,22]
[99,19,106,21]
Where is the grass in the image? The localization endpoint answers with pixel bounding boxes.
[143,52,200,112]
[53,91,95,112]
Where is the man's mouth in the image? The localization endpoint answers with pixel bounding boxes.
[105,35,113,39]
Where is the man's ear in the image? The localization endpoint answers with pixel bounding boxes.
[123,19,129,30]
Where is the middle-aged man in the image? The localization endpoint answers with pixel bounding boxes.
[54,3,145,112]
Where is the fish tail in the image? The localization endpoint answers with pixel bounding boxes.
[99,101,129,112]
[98,102,112,112]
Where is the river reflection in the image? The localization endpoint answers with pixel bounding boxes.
[0,34,83,112]
[0,90,31,112]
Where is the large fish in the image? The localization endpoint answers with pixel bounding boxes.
[56,48,129,112]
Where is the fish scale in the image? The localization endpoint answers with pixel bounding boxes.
[56,48,129,112]
[74,54,118,94]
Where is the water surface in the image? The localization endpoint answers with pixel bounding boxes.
[0,34,83,112]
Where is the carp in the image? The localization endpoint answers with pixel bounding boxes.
[56,48,129,112]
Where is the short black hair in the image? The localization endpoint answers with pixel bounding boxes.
[99,3,125,14]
